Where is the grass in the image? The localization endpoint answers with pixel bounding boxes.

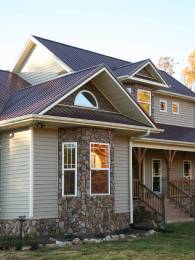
[1,222,195,259]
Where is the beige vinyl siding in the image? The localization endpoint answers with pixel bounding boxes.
[154,95,195,127]
[18,44,67,85]
[33,128,58,218]
[0,129,30,219]
[114,136,129,213]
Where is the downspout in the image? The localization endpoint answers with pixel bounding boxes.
[128,129,151,224]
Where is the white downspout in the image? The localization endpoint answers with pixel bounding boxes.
[129,129,151,224]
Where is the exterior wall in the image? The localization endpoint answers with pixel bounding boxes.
[114,136,129,213]
[61,82,118,112]
[154,95,195,127]
[58,127,130,235]
[18,44,66,85]
[0,129,30,219]
[33,128,58,219]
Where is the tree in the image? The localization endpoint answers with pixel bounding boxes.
[182,51,195,89]
[157,56,175,76]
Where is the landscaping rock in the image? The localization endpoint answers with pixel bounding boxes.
[105,235,112,242]
[72,238,82,245]
[129,234,137,239]
[119,234,126,240]
[111,235,119,241]
[56,240,72,247]
[148,229,156,235]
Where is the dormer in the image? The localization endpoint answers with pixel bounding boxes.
[12,36,72,85]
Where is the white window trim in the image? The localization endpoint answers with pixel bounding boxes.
[152,159,162,193]
[90,142,110,196]
[62,142,77,197]
[74,90,99,109]
[183,160,192,180]
[159,99,167,112]
[137,89,151,116]
[172,102,180,114]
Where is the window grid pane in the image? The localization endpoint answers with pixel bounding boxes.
[63,143,77,196]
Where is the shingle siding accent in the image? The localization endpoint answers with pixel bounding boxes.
[61,82,117,112]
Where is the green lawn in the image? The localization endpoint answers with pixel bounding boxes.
[1,222,195,259]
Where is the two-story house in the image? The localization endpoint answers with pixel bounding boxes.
[0,36,194,237]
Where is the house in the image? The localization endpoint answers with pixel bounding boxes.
[0,36,194,237]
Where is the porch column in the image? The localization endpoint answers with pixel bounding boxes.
[163,150,177,197]
[133,147,147,183]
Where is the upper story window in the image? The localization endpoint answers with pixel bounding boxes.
[137,89,151,115]
[160,100,167,112]
[74,90,98,109]
[127,87,132,94]
[90,143,110,195]
[172,102,179,114]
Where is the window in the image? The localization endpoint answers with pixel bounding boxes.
[152,159,162,193]
[137,89,151,115]
[90,143,110,195]
[62,143,77,196]
[160,100,167,112]
[74,90,98,108]
[172,102,179,114]
[183,160,192,179]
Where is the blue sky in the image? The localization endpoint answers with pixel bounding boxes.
[0,0,195,80]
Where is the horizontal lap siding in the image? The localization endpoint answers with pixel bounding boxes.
[154,95,195,127]
[33,128,58,219]
[114,136,129,213]
[18,44,65,85]
[0,129,30,219]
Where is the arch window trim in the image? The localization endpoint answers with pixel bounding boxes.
[74,90,99,109]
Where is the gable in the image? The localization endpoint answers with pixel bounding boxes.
[60,82,118,113]
[17,43,68,85]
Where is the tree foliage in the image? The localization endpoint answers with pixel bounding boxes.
[157,56,175,76]
[183,50,195,88]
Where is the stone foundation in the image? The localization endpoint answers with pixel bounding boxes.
[0,218,59,237]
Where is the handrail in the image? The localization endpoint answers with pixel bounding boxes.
[169,181,192,215]
[171,179,195,196]
[137,181,165,220]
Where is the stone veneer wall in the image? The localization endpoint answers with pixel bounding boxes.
[58,127,130,235]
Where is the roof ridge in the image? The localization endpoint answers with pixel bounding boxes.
[113,59,150,70]
[33,35,131,64]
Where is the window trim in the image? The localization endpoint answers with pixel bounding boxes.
[74,90,99,109]
[172,102,179,114]
[159,99,167,112]
[137,89,151,116]
[90,142,110,196]
[152,159,162,193]
[183,160,192,180]
[62,142,77,197]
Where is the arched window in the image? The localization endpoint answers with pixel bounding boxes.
[74,90,98,109]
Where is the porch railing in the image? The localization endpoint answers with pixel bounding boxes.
[169,181,192,215]
[171,179,195,196]
[134,179,165,220]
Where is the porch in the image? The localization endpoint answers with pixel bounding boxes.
[132,147,195,223]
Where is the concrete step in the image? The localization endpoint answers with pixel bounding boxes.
[165,198,192,223]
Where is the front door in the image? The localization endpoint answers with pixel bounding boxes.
[152,159,162,193]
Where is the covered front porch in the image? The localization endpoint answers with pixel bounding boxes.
[132,141,195,223]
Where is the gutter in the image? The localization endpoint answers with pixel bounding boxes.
[0,114,162,134]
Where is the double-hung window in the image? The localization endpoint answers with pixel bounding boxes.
[90,143,110,195]
[62,142,77,196]
[137,89,151,115]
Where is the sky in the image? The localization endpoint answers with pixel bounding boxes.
[0,0,195,81]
